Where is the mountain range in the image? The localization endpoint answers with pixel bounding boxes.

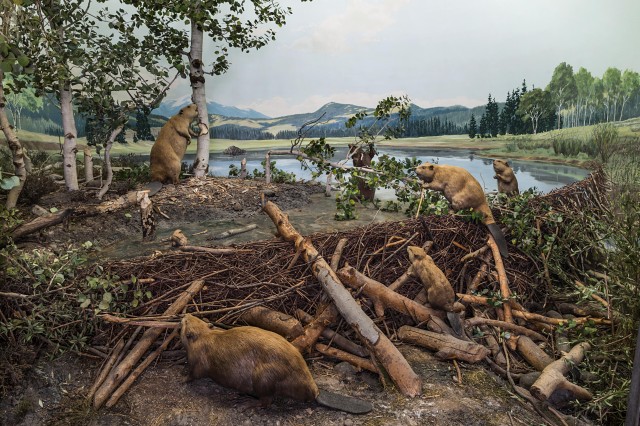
[153,95,270,119]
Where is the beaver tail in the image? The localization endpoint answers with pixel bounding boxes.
[316,389,373,414]
[486,223,509,259]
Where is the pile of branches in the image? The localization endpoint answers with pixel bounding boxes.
[88,170,610,422]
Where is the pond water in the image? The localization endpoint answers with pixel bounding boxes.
[185,146,589,195]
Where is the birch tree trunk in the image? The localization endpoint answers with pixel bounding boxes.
[189,21,210,178]
[60,85,79,191]
[0,71,27,208]
[97,125,123,199]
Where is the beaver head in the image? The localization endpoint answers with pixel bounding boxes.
[492,159,511,173]
[181,313,210,347]
[179,103,199,120]
[415,162,436,183]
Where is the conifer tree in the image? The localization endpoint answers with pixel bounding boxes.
[468,114,477,138]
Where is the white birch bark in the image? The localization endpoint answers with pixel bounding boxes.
[60,86,79,190]
[189,21,210,178]
[0,70,27,208]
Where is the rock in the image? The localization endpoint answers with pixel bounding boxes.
[263,190,276,197]
[518,371,541,389]
[334,362,358,378]
[232,202,243,211]
[31,205,50,217]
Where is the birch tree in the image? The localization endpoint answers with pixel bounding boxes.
[547,62,577,129]
[620,69,640,121]
[118,0,311,177]
[517,88,551,135]
[603,67,622,122]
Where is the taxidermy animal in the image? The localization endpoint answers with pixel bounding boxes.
[349,143,377,202]
[180,314,373,414]
[415,162,509,258]
[493,159,519,196]
[407,246,465,335]
[149,103,200,188]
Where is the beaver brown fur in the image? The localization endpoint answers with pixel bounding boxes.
[415,162,509,258]
[349,144,377,201]
[150,104,199,184]
[180,314,372,414]
[493,159,519,196]
[407,246,464,334]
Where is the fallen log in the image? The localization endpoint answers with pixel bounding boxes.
[516,335,554,372]
[263,200,422,397]
[213,223,258,240]
[93,279,205,409]
[397,325,490,363]
[336,264,453,335]
[530,342,593,402]
[315,343,377,373]
[291,304,337,352]
[11,208,73,241]
[296,309,369,358]
[238,306,304,340]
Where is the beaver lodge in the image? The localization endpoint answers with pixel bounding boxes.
[49,168,607,424]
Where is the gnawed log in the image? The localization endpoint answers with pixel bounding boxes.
[337,264,453,335]
[516,335,554,372]
[296,309,368,358]
[397,325,490,363]
[238,306,304,340]
[213,223,258,240]
[263,200,422,397]
[171,229,188,247]
[106,330,179,407]
[315,343,377,373]
[11,209,73,241]
[487,235,513,323]
[530,342,593,402]
[557,302,607,318]
[291,304,337,352]
[93,279,205,408]
[138,190,155,241]
[98,314,179,329]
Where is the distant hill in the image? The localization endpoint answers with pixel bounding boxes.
[153,95,271,119]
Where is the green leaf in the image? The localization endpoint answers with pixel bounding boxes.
[145,291,152,299]
[0,176,20,190]
[50,207,59,213]
[124,213,132,218]
[80,299,91,309]
[102,292,113,302]
[98,300,110,310]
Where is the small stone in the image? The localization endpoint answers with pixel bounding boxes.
[334,362,358,377]
[263,190,276,197]
[232,202,243,211]
[344,419,354,426]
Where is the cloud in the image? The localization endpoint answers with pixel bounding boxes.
[292,0,412,54]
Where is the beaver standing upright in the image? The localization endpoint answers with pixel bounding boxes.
[180,314,372,414]
[149,103,200,185]
[493,159,519,196]
[415,162,509,258]
[407,246,464,334]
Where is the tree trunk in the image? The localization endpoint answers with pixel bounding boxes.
[83,146,94,182]
[189,21,210,178]
[0,71,27,209]
[60,85,79,191]
[98,125,123,199]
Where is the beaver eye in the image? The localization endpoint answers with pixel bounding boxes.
[186,331,195,340]
[429,165,434,170]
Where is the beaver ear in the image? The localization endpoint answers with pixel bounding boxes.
[185,331,195,341]
[506,161,511,167]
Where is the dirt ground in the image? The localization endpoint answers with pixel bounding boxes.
[2,177,587,425]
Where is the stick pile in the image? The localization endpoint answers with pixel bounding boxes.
[91,169,610,415]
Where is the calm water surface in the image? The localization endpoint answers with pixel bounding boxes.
[185,146,588,195]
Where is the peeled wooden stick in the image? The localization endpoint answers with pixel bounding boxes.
[263,200,422,397]
[93,279,205,409]
[516,335,554,372]
[213,223,258,240]
[177,246,252,255]
[105,330,179,407]
[530,342,593,402]
[574,280,609,309]
[86,338,125,401]
[238,306,304,340]
[512,310,611,326]
[315,343,377,373]
[296,309,368,358]
[487,235,512,323]
[466,252,491,293]
[291,304,338,353]
[464,316,546,342]
[337,264,453,335]
[330,238,349,271]
[398,326,490,363]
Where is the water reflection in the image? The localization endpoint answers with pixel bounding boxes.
[185,146,588,194]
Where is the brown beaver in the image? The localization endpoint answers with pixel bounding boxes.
[415,162,509,258]
[180,314,372,414]
[150,103,199,185]
[407,246,464,334]
[493,159,519,196]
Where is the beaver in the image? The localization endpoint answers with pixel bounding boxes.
[149,103,199,185]
[180,314,372,414]
[415,162,509,258]
[349,143,377,201]
[407,246,464,334]
[493,159,519,196]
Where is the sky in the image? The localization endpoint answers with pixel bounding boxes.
[163,0,640,117]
